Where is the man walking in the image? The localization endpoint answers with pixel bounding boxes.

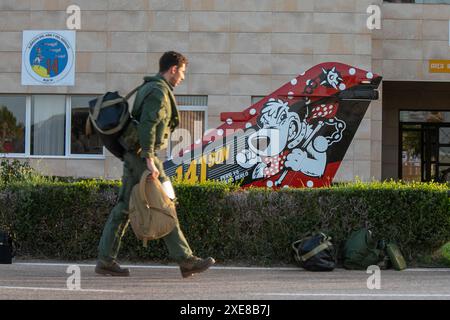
[96,51,215,278]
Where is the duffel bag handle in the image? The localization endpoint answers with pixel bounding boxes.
[138,170,174,217]
[138,170,154,209]
[124,84,143,100]
[89,82,144,129]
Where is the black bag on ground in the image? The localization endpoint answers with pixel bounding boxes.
[86,84,142,160]
[0,230,15,264]
[292,232,336,271]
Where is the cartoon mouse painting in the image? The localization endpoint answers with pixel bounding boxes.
[236,98,346,186]
[163,62,381,188]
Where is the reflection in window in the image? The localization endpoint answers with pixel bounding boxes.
[31,95,66,156]
[439,147,450,163]
[439,166,450,182]
[402,130,421,181]
[0,96,26,154]
[71,96,103,155]
[439,127,450,144]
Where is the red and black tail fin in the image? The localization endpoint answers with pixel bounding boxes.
[164,62,381,188]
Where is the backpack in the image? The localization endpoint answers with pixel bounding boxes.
[129,170,179,247]
[292,232,336,271]
[0,230,16,264]
[86,81,159,160]
[342,228,386,270]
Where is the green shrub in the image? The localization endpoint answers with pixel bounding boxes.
[441,242,450,266]
[0,179,448,266]
[0,159,55,186]
[1,159,34,184]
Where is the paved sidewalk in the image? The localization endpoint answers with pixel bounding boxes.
[0,261,449,300]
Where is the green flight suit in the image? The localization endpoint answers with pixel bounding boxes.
[98,74,193,264]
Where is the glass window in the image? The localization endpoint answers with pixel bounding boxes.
[439,147,450,163]
[400,111,450,123]
[70,96,103,155]
[401,130,422,181]
[180,109,205,140]
[0,96,26,153]
[0,96,26,154]
[31,95,66,156]
[438,166,450,182]
[169,96,207,159]
[170,109,206,158]
[176,95,207,107]
[439,127,450,145]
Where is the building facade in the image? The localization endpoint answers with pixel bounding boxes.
[0,0,449,182]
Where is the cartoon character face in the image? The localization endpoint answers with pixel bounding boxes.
[236,98,341,182]
[246,99,304,157]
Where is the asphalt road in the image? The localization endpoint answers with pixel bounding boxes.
[0,261,449,301]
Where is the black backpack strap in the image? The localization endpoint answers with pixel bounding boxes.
[130,81,157,120]
[125,83,144,100]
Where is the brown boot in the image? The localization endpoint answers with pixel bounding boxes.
[179,256,215,278]
[95,260,130,277]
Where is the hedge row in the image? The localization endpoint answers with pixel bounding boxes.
[0,179,449,266]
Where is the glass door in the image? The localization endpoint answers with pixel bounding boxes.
[401,126,421,181]
[437,126,450,182]
[422,125,439,181]
[400,123,450,182]
[399,111,450,182]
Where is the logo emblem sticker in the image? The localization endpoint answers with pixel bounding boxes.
[22,30,76,86]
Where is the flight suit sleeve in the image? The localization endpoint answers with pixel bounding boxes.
[138,88,166,160]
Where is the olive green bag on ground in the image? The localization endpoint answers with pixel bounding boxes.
[343,228,385,270]
[386,242,407,271]
[343,228,407,270]
[129,170,179,247]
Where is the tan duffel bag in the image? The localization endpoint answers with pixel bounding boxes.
[129,170,178,247]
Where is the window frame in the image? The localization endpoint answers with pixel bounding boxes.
[0,94,105,160]
[0,94,29,158]
[2,95,210,160]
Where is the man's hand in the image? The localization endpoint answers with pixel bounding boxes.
[146,158,160,180]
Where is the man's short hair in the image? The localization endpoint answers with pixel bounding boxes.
[159,51,188,73]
